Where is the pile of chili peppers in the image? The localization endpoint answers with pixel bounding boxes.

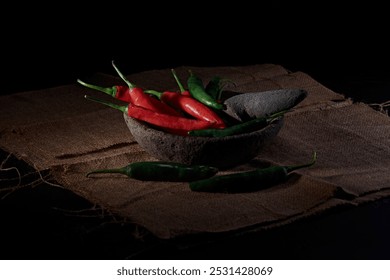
[80,61,230,136]
[80,61,284,137]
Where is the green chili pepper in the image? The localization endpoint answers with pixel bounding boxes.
[189,152,317,192]
[86,161,219,182]
[188,110,287,137]
[187,71,226,110]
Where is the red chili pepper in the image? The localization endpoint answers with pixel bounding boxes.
[84,95,214,134]
[111,61,181,116]
[145,89,226,128]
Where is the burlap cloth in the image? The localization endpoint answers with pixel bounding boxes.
[1,64,390,239]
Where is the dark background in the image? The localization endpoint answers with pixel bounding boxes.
[1,2,390,260]
[1,2,389,99]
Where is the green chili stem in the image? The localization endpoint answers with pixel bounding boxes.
[144,89,163,99]
[77,79,116,97]
[171,69,186,93]
[84,95,127,113]
[285,152,317,173]
[217,78,236,100]
[111,60,135,88]
[86,167,128,177]
[268,109,290,119]
[206,77,236,101]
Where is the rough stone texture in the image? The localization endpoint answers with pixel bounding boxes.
[224,89,308,121]
[124,115,284,169]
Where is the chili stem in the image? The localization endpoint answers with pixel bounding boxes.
[87,167,127,177]
[206,76,235,101]
[171,69,186,93]
[111,60,136,88]
[269,109,290,118]
[285,151,317,173]
[84,95,127,113]
[77,79,116,97]
[144,89,163,99]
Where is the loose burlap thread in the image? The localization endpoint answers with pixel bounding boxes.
[1,64,389,239]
